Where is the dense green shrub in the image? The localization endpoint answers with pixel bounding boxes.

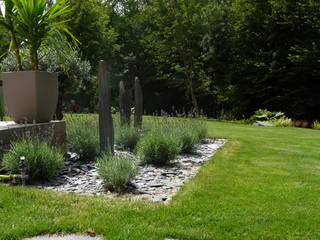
[3,139,64,181]
[178,128,198,153]
[97,153,138,192]
[137,130,181,166]
[67,115,99,161]
[250,109,285,122]
[250,109,293,127]
[271,117,293,127]
[64,114,208,164]
[193,120,208,142]
[116,126,140,150]
[313,121,320,130]
[171,119,207,154]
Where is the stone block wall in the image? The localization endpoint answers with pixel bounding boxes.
[0,121,66,161]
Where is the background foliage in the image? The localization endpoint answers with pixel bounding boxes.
[1,0,319,119]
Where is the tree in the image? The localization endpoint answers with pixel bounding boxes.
[69,0,118,69]
[0,25,10,60]
[230,0,320,119]
[144,0,210,115]
[108,0,154,96]
[0,0,22,70]
[67,0,119,110]
[201,0,234,117]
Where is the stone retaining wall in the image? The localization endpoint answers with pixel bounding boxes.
[0,121,66,161]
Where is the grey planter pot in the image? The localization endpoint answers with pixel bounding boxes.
[1,71,58,123]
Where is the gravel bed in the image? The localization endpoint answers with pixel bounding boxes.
[36,139,225,203]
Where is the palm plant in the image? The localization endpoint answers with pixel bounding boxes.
[0,0,23,70]
[1,0,76,71]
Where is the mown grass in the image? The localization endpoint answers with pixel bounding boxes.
[0,118,320,239]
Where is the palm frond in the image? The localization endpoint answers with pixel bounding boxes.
[9,0,77,70]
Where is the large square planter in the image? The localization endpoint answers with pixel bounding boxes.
[2,71,58,123]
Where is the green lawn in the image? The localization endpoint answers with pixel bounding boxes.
[1,121,320,239]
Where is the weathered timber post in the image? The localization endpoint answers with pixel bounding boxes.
[134,77,143,128]
[119,80,132,126]
[98,60,114,154]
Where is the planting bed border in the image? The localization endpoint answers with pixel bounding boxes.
[36,139,226,203]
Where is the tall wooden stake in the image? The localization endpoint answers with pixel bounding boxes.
[119,80,132,126]
[98,60,114,154]
[134,77,143,128]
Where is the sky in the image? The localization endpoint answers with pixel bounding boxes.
[0,2,4,16]
[0,1,56,15]
[0,0,7,17]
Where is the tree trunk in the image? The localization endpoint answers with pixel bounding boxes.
[55,73,65,120]
[29,43,39,71]
[119,80,132,126]
[11,33,22,71]
[189,81,199,117]
[134,77,143,128]
[184,59,199,117]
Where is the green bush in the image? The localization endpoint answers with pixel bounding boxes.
[97,153,138,192]
[173,119,207,154]
[250,109,293,128]
[193,120,208,141]
[313,121,320,130]
[178,128,198,153]
[67,115,99,161]
[270,117,293,127]
[3,139,64,181]
[250,109,285,122]
[116,126,140,150]
[137,130,181,166]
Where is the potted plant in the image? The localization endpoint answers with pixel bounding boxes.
[0,0,76,123]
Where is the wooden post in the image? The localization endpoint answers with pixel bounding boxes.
[119,80,132,126]
[98,60,114,154]
[134,77,143,128]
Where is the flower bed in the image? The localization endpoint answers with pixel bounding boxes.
[38,139,225,203]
